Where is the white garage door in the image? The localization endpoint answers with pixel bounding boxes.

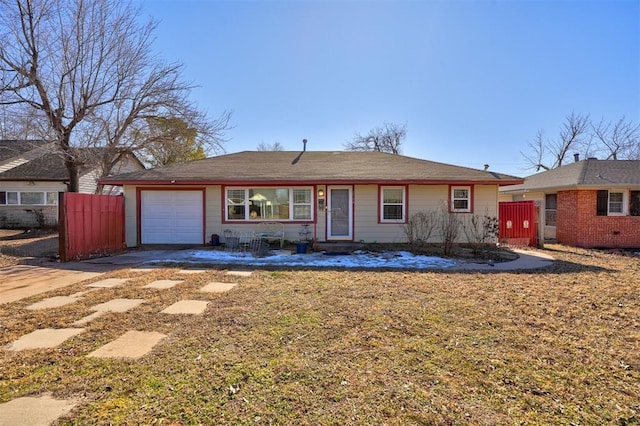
[141,190,203,244]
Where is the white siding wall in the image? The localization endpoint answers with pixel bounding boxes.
[0,181,66,227]
[351,184,499,244]
[123,183,503,246]
[79,170,100,194]
[124,184,138,247]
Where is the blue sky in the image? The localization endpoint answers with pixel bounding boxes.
[137,0,639,177]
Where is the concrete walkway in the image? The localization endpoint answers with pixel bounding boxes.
[0,265,101,305]
[453,248,554,271]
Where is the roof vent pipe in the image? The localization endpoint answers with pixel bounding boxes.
[574,153,580,162]
[303,139,307,151]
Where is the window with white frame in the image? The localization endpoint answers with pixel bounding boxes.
[380,186,405,222]
[609,192,623,214]
[596,190,626,216]
[225,187,312,221]
[0,191,58,206]
[451,186,471,212]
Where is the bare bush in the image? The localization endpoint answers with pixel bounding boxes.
[403,210,437,250]
[438,204,461,256]
[462,213,499,254]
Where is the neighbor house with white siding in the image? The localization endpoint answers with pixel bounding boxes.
[0,140,144,228]
[100,150,522,247]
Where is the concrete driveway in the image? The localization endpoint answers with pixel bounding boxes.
[0,262,117,305]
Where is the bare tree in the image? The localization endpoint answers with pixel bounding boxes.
[0,0,230,191]
[344,121,407,155]
[521,112,590,171]
[591,116,640,160]
[256,141,284,151]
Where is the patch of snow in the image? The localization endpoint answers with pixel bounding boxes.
[148,249,458,270]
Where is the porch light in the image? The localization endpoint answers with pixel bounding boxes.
[318,189,324,198]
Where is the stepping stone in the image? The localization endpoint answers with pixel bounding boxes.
[87,330,166,359]
[73,312,105,326]
[86,278,129,288]
[26,295,80,310]
[91,298,144,313]
[144,279,183,289]
[177,269,208,275]
[161,300,209,315]
[226,270,253,277]
[7,328,84,351]
[0,393,79,426]
[73,298,145,326]
[200,282,237,293]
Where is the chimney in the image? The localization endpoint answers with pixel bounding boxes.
[303,139,307,152]
[483,164,489,171]
[574,153,580,162]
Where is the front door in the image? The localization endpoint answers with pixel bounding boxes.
[327,186,352,240]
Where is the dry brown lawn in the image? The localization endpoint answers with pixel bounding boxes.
[0,243,638,425]
[0,229,58,267]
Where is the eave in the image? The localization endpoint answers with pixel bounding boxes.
[100,178,524,187]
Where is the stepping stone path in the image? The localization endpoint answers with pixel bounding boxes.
[3,268,255,423]
[0,393,79,426]
[201,281,237,293]
[87,330,167,359]
[25,291,89,310]
[7,328,85,351]
[86,278,129,288]
[144,279,183,289]
[161,300,209,315]
[73,298,145,326]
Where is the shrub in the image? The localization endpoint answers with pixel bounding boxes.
[403,210,437,250]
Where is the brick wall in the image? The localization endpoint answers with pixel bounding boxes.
[557,190,640,248]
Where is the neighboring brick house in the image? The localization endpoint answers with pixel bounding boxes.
[500,159,640,248]
[0,140,144,228]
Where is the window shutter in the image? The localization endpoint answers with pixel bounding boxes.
[631,191,640,216]
[596,190,608,216]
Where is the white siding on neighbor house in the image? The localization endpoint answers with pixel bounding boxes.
[0,180,66,227]
[79,169,100,194]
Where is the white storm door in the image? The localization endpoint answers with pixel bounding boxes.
[327,186,352,240]
[141,190,203,244]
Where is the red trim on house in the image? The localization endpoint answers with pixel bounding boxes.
[136,187,206,245]
[377,184,409,224]
[220,184,317,225]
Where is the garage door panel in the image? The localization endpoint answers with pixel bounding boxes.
[141,190,203,244]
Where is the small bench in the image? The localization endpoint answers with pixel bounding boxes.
[256,222,285,248]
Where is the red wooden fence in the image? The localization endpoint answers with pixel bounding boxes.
[58,193,125,261]
[499,201,539,247]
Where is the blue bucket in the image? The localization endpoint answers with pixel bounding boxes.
[296,242,308,254]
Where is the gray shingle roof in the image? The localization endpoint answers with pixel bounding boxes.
[501,159,640,193]
[101,150,522,185]
[0,140,49,162]
[0,154,69,180]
